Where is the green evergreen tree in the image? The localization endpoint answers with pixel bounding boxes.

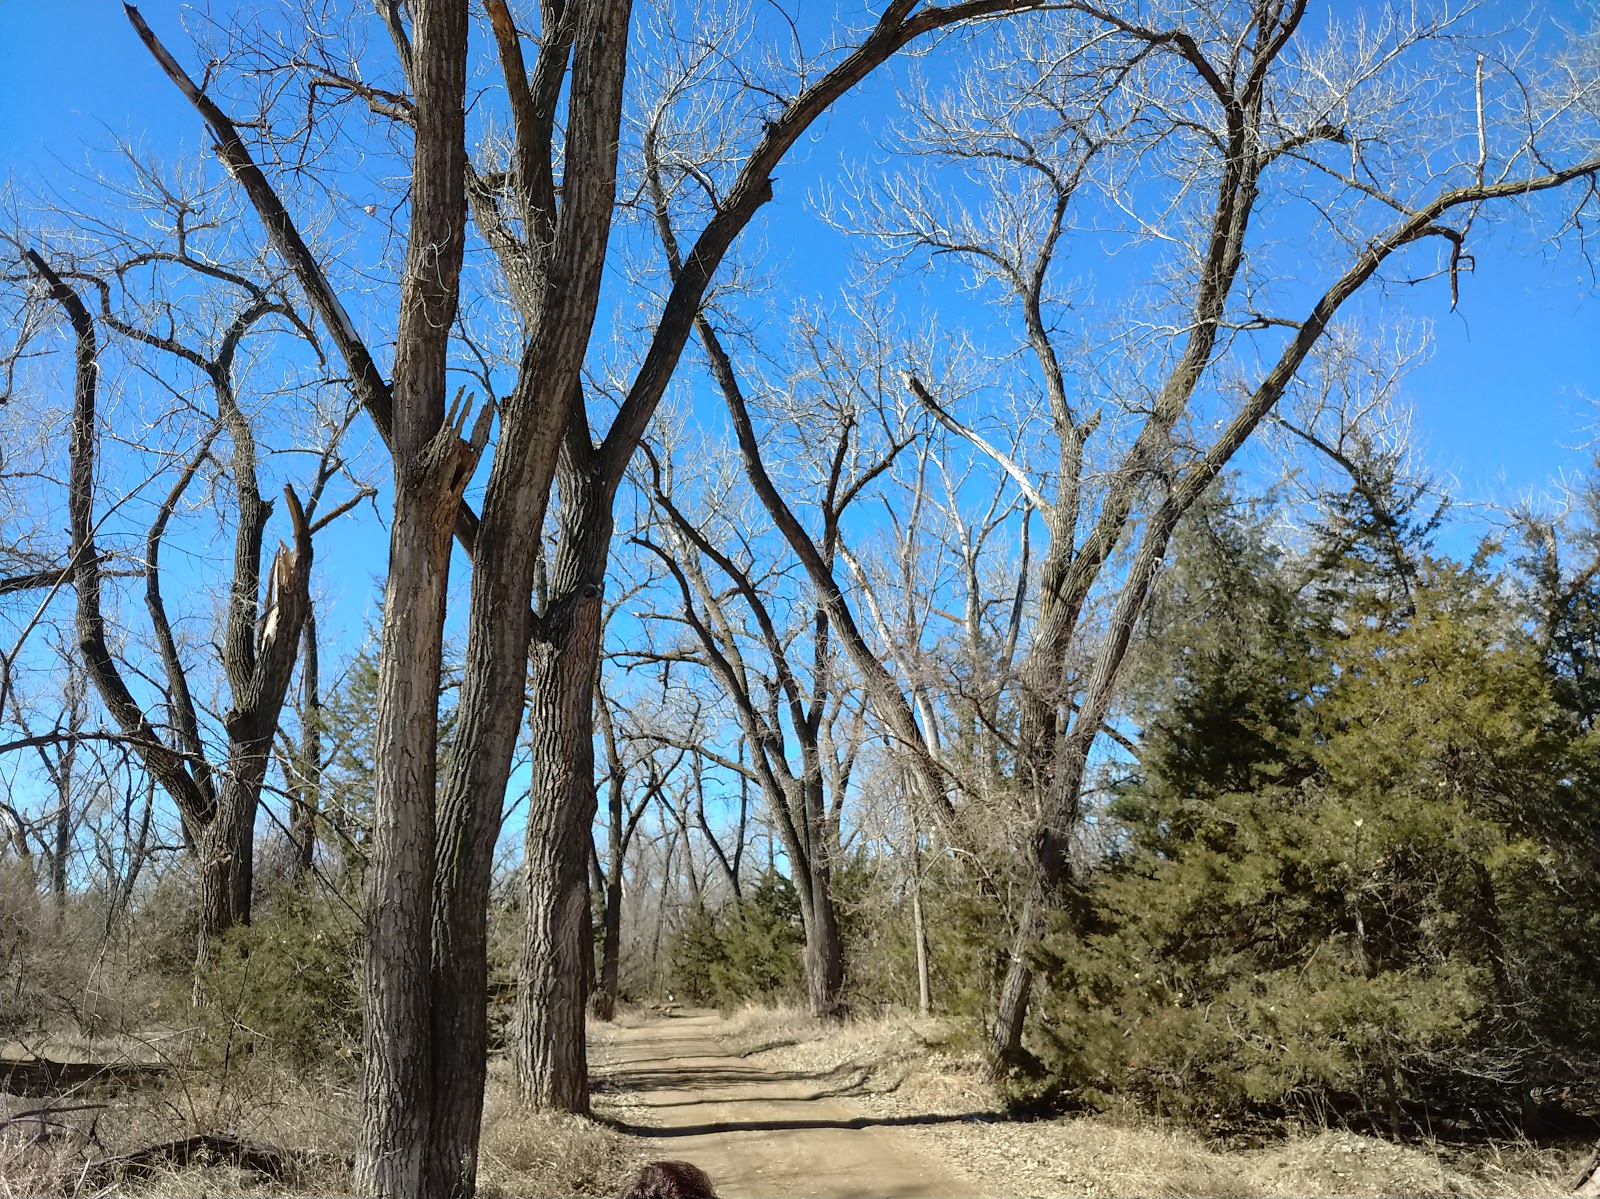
[1031,489,1600,1131]
[665,870,806,1008]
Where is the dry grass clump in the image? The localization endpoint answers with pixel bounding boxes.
[710,1005,1579,1198]
[3,1047,644,1199]
[715,1004,996,1118]
[0,1062,358,1198]
[922,1118,1573,1198]
[1,1126,90,1199]
[476,1059,645,1199]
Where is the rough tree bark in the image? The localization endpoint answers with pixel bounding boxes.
[355,0,487,1194]
[513,431,610,1113]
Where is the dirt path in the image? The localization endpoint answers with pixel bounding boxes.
[595,1012,987,1199]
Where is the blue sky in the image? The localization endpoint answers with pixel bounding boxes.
[3,2,1595,680]
[5,3,1595,520]
[1,0,1596,875]
[4,3,1598,726]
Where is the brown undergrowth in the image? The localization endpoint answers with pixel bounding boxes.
[8,1007,1589,1198]
[711,1004,1587,1198]
[1,1047,643,1198]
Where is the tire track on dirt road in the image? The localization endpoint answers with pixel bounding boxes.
[595,1012,989,1199]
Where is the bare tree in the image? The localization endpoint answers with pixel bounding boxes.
[630,334,908,1011]
[0,647,91,911]
[590,674,683,1022]
[13,191,361,974]
[123,0,1055,1190]
[693,0,1600,1071]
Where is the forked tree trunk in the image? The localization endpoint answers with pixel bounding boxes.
[989,494,1198,1069]
[803,869,846,1020]
[31,246,310,981]
[357,0,476,1191]
[193,755,271,976]
[360,496,462,1196]
[422,420,563,1198]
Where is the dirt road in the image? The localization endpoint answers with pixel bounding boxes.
[595,1012,986,1199]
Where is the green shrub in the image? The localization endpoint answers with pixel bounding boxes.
[1030,559,1600,1126]
[666,870,804,1008]
[194,885,361,1072]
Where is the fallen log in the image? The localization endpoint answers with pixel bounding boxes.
[85,1133,294,1185]
[0,1058,166,1097]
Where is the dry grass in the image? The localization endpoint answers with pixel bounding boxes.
[1,1054,642,1199]
[1,1062,357,1199]
[916,1118,1574,1198]
[0,1030,175,1066]
[478,1058,645,1199]
[713,1004,998,1118]
[1,1130,90,1199]
[709,1004,1584,1198]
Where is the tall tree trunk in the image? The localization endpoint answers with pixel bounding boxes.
[223,762,264,928]
[988,898,1039,1073]
[594,779,626,1022]
[357,0,475,1192]
[421,0,634,1164]
[422,417,558,1199]
[803,865,846,1020]
[514,579,604,1112]
[990,495,1197,1067]
[592,701,628,1023]
[800,759,845,1019]
[594,862,623,1022]
[193,753,269,978]
[514,435,615,1112]
[911,827,930,1017]
[51,805,70,910]
[360,497,458,1196]
[651,831,678,998]
[987,747,1085,1071]
[50,750,73,914]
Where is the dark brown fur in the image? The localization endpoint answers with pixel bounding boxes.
[617,1159,720,1199]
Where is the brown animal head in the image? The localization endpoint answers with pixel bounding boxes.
[617,1159,720,1199]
